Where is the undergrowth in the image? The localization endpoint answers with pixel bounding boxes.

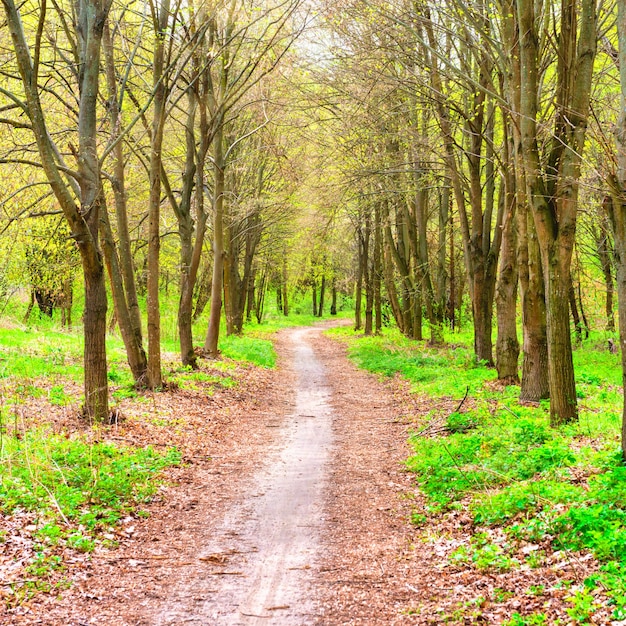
[0,427,179,604]
[329,325,626,622]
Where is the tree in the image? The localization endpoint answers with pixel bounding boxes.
[1,0,113,420]
[517,0,598,424]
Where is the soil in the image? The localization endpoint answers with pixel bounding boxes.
[1,324,605,625]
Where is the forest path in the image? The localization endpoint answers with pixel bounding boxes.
[154,326,334,625]
[13,324,425,625]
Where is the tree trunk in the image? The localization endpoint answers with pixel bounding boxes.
[100,198,148,383]
[517,0,597,425]
[569,273,583,343]
[282,255,289,316]
[598,199,616,332]
[3,0,112,419]
[384,243,404,333]
[205,121,226,357]
[608,0,626,460]
[102,23,145,362]
[330,279,337,315]
[177,88,200,368]
[518,205,550,402]
[355,230,366,330]
[495,123,520,384]
[146,0,171,389]
[316,276,324,317]
[545,258,578,422]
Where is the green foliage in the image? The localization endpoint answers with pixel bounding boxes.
[326,326,496,397]
[566,588,599,624]
[169,368,237,391]
[219,334,276,367]
[446,411,475,433]
[337,325,626,621]
[504,613,549,626]
[450,534,518,572]
[0,430,180,529]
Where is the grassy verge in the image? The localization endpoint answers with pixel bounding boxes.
[0,427,180,605]
[327,325,625,624]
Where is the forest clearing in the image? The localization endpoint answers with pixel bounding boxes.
[4,0,626,623]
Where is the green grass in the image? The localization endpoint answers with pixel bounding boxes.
[326,325,496,397]
[0,429,180,530]
[331,324,626,621]
[219,334,276,367]
[0,427,180,601]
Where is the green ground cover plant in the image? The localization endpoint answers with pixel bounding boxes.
[329,325,626,622]
[0,427,179,603]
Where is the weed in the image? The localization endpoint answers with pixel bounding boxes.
[48,385,70,406]
[449,533,518,572]
[410,511,427,526]
[493,587,514,602]
[446,411,475,433]
[566,588,599,624]
[528,584,545,596]
[504,613,549,626]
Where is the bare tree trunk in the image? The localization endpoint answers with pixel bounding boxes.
[598,199,616,332]
[146,0,171,389]
[355,230,366,331]
[318,277,325,316]
[282,255,289,317]
[518,205,550,402]
[205,121,226,357]
[330,279,338,316]
[608,0,626,460]
[2,0,113,420]
[495,124,520,384]
[103,23,146,375]
[100,198,148,383]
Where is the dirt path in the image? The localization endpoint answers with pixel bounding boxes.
[156,327,333,625]
[7,325,422,625]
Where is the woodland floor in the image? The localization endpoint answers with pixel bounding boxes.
[1,323,603,625]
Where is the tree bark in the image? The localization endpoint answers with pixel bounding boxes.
[146,0,171,389]
[2,0,112,420]
[102,22,148,384]
[495,153,520,384]
[517,0,597,424]
[205,121,226,356]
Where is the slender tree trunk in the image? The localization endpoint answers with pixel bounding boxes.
[384,243,404,333]
[177,89,199,368]
[205,122,226,356]
[495,125,520,383]
[355,254,363,329]
[598,199,616,332]
[608,0,626,460]
[318,275,325,317]
[282,255,289,316]
[330,279,338,316]
[569,274,583,343]
[100,198,148,383]
[103,23,145,359]
[448,212,456,329]
[146,0,170,389]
